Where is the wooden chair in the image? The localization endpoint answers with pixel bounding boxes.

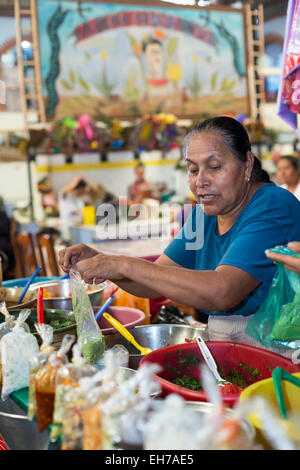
[35,233,60,277]
[10,232,40,278]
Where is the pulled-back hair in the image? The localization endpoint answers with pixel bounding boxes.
[277,155,300,172]
[183,116,270,183]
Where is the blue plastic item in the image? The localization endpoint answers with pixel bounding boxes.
[95,295,115,321]
[2,275,69,288]
[17,266,42,304]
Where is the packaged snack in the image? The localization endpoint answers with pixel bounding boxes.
[28,323,54,420]
[1,309,39,400]
[62,349,123,450]
[51,342,98,441]
[70,269,105,364]
[35,334,75,433]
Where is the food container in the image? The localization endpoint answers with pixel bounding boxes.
[95,306,146,334]
[7,309,76,350]
[0,286,37,311]
[105,323,208,370]
[140,341,300,408]
[29,279,105,310]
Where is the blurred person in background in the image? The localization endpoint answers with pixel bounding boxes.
[276,155,300,201]
[0,196,15,279]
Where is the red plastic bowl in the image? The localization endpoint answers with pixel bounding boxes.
[94,306,146,335]
[140,341,300,408]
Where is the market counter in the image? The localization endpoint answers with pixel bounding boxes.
[0,388,49,450]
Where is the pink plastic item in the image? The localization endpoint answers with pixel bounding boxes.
[94,306,146,335]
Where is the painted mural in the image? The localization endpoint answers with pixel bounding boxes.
[37,1,249,119]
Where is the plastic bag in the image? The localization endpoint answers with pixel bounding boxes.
[28,324,54,420]
[35,334,75,433]
[246,246,300,350]
[70,269,105,364]
[50,342,97,442]
[1,309,39,400]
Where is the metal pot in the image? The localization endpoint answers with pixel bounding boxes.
[29,278,106,310]
[105,323,208,370]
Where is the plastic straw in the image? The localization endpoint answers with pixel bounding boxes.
[17,266,42,304]
[95,287,119,321]
[37,287,44,324]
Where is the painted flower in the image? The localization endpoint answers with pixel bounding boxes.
[193,54,199,63]
[154,30,165,40]
[134,44,142,55]
[166,63,183,82]
[100,50,108,61]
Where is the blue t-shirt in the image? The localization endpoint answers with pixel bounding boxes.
[164,183,300,317]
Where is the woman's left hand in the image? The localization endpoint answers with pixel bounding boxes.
[76,252,126,284]
[266,241,300,274]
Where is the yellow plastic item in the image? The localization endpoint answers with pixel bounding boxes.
[103,312,153,355]
[240,372,300,433]
[82,205,96,225]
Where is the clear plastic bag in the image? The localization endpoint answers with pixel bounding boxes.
[50,342,97,441]
[28,324,54,420]
[62,349,124,450]
[35,334,75,433]
[246,246,300,350]
[1,309,39,400]
[70,269,105,364]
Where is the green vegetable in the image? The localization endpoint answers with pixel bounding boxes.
[81,337,105,364]
[49,320,74,330]
[172,375,203,391]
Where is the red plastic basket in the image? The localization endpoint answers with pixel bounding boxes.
[140,341,300,408]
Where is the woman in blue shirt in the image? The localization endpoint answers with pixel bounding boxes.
[59,117,300,350]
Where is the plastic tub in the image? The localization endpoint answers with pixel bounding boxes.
[95,306,146,335]
[140,341,300,408]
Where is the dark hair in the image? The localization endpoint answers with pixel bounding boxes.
[142,37,162,53]
[135,162,145,171]
[74,179,87,190]
[277,155,300,171]
[183,116,270,183]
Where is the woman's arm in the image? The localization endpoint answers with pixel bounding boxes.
[76,252,261,311]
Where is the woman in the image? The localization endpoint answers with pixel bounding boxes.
[276,155,300,201]
[127,162,154,206]
[59,117,300,350]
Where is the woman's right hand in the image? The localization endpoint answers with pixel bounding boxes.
[58,243,99,272]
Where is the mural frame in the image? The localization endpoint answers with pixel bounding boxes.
[35,0,251,121]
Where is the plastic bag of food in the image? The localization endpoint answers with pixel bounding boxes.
[28,323,54,420]
[1,309,39,400]
[62,348,124,450]
[50,342,98,442]
[96,363,161,450]
[70,269,105,364]
[0,302,27,387]
[246,245,300,350]
[35,334,75,433]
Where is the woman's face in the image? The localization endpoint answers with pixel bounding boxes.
[276,159,299,186]
[186,131,250,216]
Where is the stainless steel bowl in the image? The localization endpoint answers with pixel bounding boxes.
[151,400,255,449]
[29,278,106,310]
[105,323,208,370]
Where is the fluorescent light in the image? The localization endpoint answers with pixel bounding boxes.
[160,0,196,5]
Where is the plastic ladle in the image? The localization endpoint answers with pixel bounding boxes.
[272,367,300,420]
[196,336,230,386]
[103,312,153,355]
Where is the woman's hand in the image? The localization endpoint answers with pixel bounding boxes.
[266,241,300,274]
[76,253,126,284]
[58,243,99,272]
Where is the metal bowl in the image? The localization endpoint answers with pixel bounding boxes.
[29,278,106,310]
[105,323,208,370]
[151,400,255,449]
[0,286,37,311]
